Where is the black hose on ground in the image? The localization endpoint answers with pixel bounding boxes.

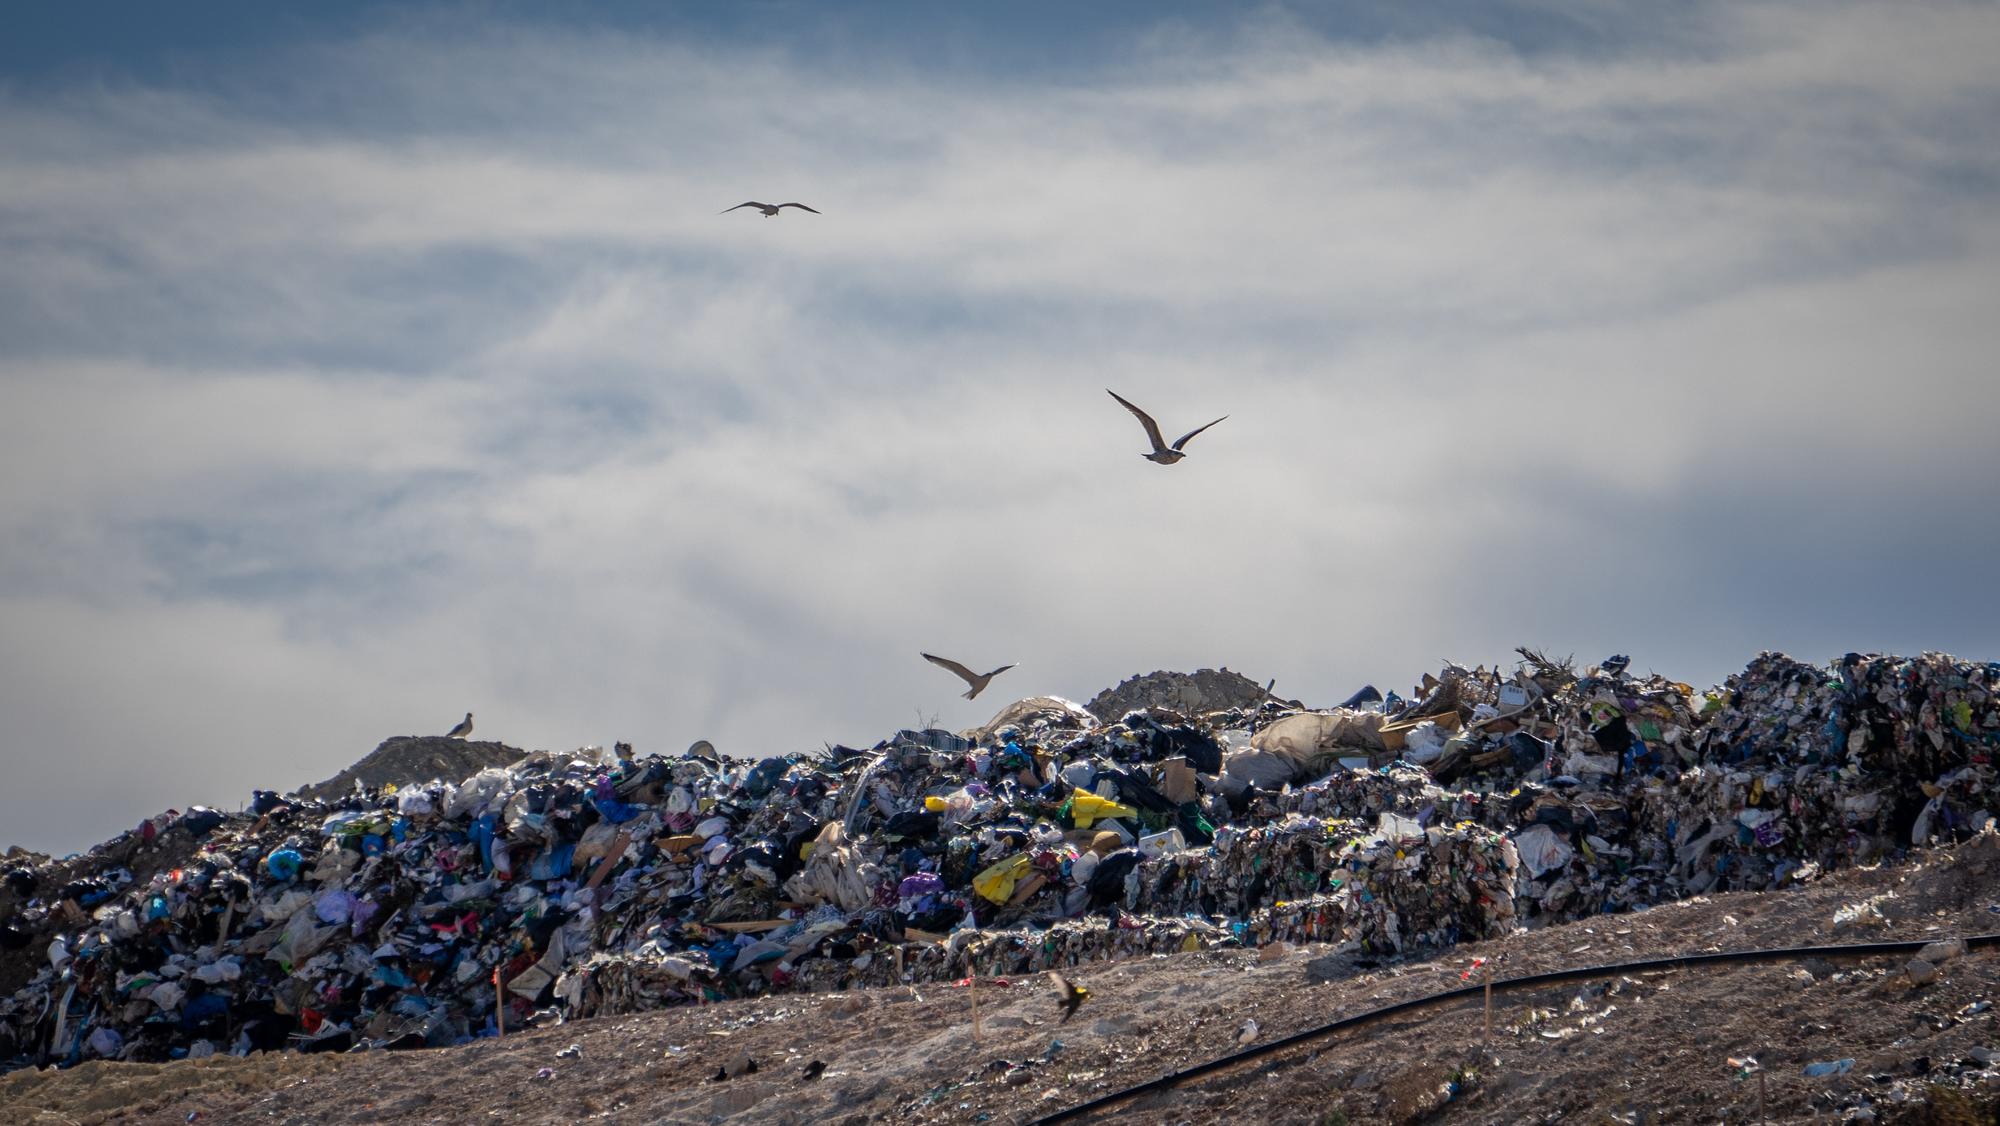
[1031,933,2000,1124]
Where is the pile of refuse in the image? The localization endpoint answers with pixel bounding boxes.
[1,648,1995,1071]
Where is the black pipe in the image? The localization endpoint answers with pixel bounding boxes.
[1031,933,2000,1124]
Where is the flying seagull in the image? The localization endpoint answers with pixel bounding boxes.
[921,653,1016,701]
[1106,389,1227,465]
[721,201,821,217]
[1051,972,1090,1023]
[445,712,474,740]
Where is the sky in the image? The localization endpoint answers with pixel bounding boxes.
[3,1,1998,855]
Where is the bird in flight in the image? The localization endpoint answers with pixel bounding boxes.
[1106,390,1227,465]
[1051,973,1090,1022]
[721,201,821,217]
[445,712,474,740]
[921,653,1016,701]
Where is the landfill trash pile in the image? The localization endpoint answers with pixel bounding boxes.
[1391,649,2000,923]
[296,736,526,802]
[1,648,1995,1072]
[10,834,2000,1126]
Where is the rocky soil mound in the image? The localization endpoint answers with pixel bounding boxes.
[294,736,524,801]
[1085,667,1293,720]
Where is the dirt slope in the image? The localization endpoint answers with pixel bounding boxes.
[294,736,525,800]
[9,836,2000,1125]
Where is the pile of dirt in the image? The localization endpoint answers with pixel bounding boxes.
[1085,667,1294,720]
[11,833,1999,1125]
[292,736,524,801]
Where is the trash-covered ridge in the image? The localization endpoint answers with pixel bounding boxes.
[1,648,1995,1071]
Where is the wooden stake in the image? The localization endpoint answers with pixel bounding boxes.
[970,970,981,1042]
[1482,959,1494,1050]
[1757,1067,1768,1122]
[493,966,505,1037]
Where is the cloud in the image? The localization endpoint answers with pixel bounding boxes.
[1,2,1998,852]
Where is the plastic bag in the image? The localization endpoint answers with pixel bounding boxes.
[1066,789,1137,829]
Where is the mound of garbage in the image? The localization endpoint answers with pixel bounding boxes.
[2,648,1995,1072]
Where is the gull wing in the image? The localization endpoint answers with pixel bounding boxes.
[1171,415,1228,451]
[922,652,981,687]
[1106,390,1169,454]
[777,203,821,214]
[720,201,769,214]
[982,664,1017,680]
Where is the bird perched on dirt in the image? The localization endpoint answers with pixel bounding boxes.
[721,201,821,217]
[800,1059,826,1081]
[922,653,1017,701]
[1106,389,1227,465]
[1051,973,1090,1022]
[444,712,474,739]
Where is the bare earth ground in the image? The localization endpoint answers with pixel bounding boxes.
[9,836,2000,1126]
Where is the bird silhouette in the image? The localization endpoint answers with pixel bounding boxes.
[921,653,1016,701]
[444,712,474,739]
[1106,390,1227,465]
[721,201,821,217]
[1052,973,1090,1022]
[800,1059,826,1081]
